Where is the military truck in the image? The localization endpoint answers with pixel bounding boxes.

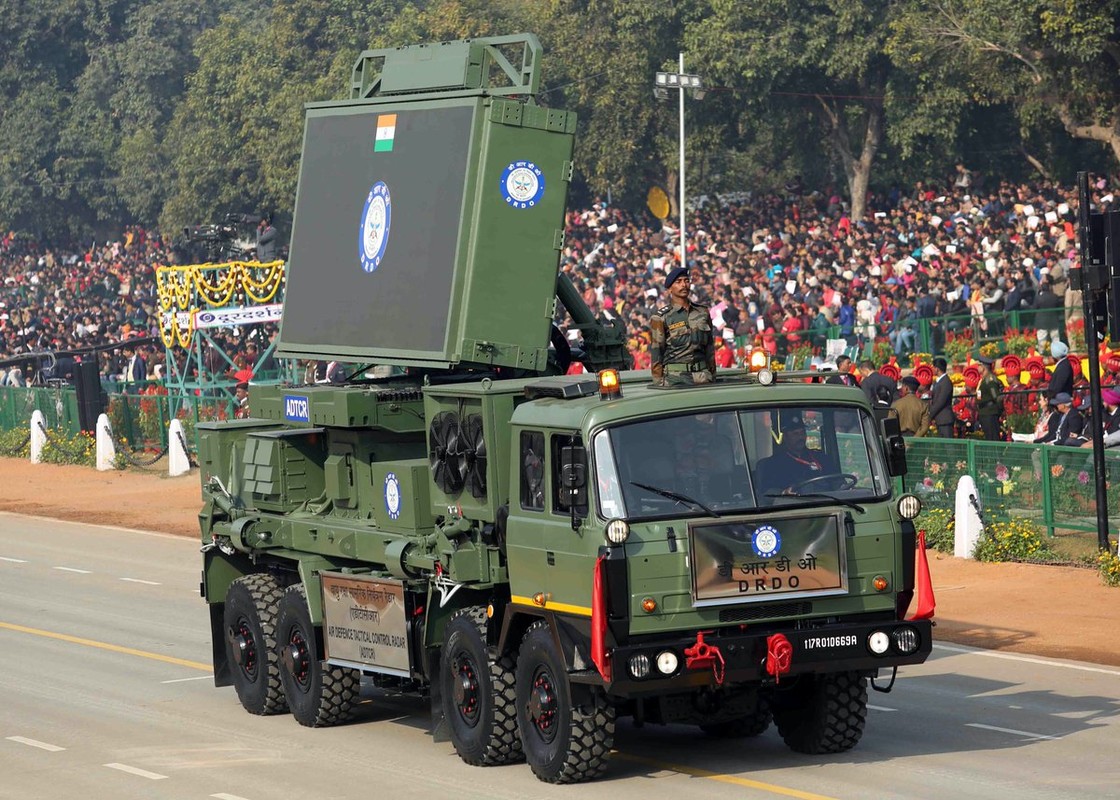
[198,34,933,785]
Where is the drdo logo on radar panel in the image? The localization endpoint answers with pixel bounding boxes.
[359,181,392,273]
[500,161,545,209]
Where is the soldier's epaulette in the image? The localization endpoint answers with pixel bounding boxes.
[657,305,671,314]
[692,302,709,310]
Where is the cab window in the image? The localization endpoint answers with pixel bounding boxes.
[551,433,587,516]
[520,431,545,511]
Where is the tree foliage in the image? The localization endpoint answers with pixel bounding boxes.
[2,0,1120,239]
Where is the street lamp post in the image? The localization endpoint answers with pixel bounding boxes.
[655,54,704,273]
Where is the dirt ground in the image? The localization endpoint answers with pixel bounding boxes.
[2,459,1117,667]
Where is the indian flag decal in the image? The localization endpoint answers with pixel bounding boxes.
[374,114,397,152]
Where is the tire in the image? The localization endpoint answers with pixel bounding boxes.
[276,584,359,727]
[772,672,868,754]
[440,607,523,766]
[700,703,773,738]
[223,573,289,715]
[515,621,614,784]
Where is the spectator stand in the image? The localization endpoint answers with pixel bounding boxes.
[156,259,289,418]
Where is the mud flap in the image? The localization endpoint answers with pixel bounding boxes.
[209,602,232,688]
[428,647,449,742]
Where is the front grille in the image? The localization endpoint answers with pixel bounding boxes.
[719,601,811,622]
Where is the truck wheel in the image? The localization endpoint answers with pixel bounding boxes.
[223,573,289,715]
[276,584,358,727]
[700,705,772,738]
[440,606,523,765]
[515,621,614,784]
[772,672,867,754]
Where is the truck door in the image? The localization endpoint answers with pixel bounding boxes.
[505,429,594,615]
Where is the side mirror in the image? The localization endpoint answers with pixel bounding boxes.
[559,444,588,529]
[881,417,908,477]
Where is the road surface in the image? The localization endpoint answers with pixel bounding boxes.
[2,512,1118,799]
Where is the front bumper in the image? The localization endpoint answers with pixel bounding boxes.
[603,618,932,696]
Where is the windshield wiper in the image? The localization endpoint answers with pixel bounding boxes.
[764,490,865,514]
[630,481,720,517]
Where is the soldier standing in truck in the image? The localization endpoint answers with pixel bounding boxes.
[649,266,716,386]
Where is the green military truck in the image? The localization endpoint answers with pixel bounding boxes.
[198,34,933,784]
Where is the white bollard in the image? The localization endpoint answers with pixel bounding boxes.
[954,475,984,559]
[168,419,191,477]
[29,410,46,464]
[96,413,116,471]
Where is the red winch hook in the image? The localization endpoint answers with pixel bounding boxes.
[684,631,726,686]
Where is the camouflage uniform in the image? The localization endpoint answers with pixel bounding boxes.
[650,301,716,386]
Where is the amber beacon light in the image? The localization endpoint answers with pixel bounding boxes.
[598,369,622,400]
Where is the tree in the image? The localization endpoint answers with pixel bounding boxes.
[688,0,922,220]
[889,0,1120,167]
[160,0,414,231]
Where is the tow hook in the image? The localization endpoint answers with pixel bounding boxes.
[765,633,793,683]
[684,631,725,686]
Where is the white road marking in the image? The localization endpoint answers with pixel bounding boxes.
[966,723,1062,741]
[53,566,92,574]
[103,763,168,780]
[868,704,897,712]
[120,577,161,585]
[0,556,28,563]
[161,675,212,684]
[6,736,65,751]
[933,643,1120,676]
[212,794,253,800]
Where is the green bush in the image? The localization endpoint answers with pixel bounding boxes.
[920,507,955,554]
[1099,545,1120,588]
[38,428,98,467]
[973,518,1055,563]
[0,428,32,458]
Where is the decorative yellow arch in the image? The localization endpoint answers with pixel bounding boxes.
[155,260,285,349]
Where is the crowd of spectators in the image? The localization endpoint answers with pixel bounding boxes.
[0,228,271,387]
[0,167,1111,388]
[558,169,1099,368]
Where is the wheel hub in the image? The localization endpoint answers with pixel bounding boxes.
[281,631,311,687]
[452,658,480,723]
[227,622,257,676]
[528,672,557,735]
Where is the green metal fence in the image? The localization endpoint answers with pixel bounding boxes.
[905,437,1120,538]
[736,306,1081,366]
[0,384,235,454]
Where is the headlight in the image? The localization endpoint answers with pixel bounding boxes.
[628,653,650,679]
[757,368,775,385]
[897,494,922,519]
[893,626,919,655]
[605,518,630,545]
[868,630,891,655]
[656,650,679,675]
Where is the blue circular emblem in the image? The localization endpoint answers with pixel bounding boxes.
[500,161,545,209]
[752,525,782,558]
[384,472,401,520]
[359,181,391,273]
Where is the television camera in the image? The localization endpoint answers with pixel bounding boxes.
[174,213,262,264]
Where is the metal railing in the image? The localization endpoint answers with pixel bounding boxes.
[731,307,1083,367]
[0,384,236,455]
[904,437,1120,538]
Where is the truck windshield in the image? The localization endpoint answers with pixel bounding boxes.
[593,406,891,520]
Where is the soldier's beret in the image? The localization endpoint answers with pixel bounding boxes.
[663,266,688,288]
[976,355,994,366]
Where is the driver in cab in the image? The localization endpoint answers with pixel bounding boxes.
[755,412,835,499]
